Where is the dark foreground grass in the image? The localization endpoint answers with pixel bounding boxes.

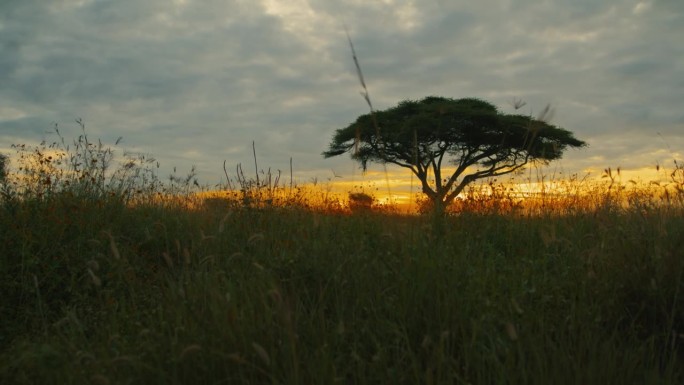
[1,192,683,384]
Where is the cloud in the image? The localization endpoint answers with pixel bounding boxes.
[0,0,682,188]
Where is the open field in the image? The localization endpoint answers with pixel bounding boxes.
[1,139,684,384]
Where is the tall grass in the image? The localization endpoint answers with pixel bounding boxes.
[0,130,683,384]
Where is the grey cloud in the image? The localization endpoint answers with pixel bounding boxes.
[0,117,55,138]
[1,0,682,185]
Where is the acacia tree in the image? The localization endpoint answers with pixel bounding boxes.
[323,96,586,213]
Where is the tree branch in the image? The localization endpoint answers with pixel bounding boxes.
[443,154,531,204]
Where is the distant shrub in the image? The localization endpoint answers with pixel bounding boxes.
[348,192,374,212]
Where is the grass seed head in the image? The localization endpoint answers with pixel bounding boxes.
[248,233,265,244]
[505,322,518,341]
[86,259,100,271]
[179,344,202,360]
[200,229,216,242]
[86,239,101,248]
[228,353,247,365]
[87,268,101,287]
[421,335,432,350]
[229,252,243,261]
[218,211,232,233]
[268,288,282,304]
[162,252,174,268]
[102,231,121,260]
[183,247,191,265]
[90,374,110,385]
[251,342,271,366]
[511,298,524,315]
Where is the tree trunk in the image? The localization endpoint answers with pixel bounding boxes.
[430,196,447,238]
[432,198,447,217]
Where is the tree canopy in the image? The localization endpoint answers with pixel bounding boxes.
[323,96,587,211]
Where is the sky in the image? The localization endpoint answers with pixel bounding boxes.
[1,0,683,195]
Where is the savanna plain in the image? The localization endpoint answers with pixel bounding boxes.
[1,133,683,385]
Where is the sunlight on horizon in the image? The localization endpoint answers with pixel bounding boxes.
[3,134,682,216]
[191,161,684,215]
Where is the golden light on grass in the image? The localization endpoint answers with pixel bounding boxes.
[183,159,684,216]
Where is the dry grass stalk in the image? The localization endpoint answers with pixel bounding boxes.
[87,268,101,287]
[104,231,121,260]
[253,262,265,270]
[161,252,174,268]
[218,211,231,234]
[511,298,524,315]
[200,229,215,241]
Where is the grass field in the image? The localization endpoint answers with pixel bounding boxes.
[1,136,683,384]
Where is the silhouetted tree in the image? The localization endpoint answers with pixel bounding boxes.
[324,96,586,214]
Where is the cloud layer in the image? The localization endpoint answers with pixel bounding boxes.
[1,0,683,186]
